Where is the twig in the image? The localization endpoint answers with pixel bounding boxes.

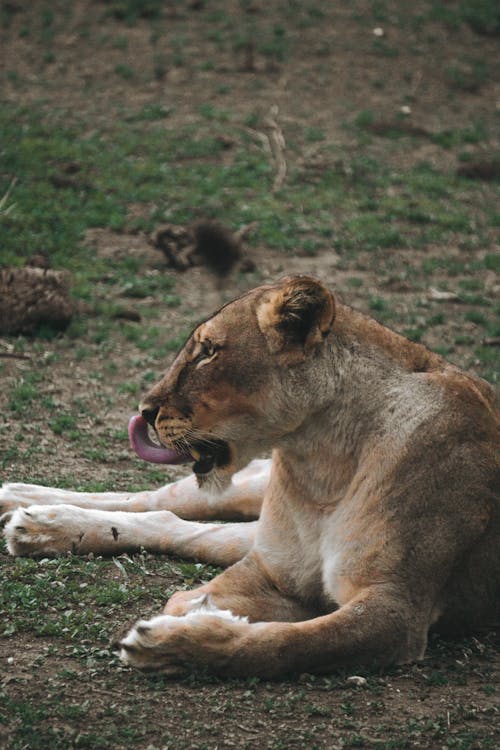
[235,724,260,734]
[410,70,423,97]
[0,352,31,360]
[234,221,258,243]
[0,177,17,216]
[356,733,387,745]
[243,126,272,154]
[263,105,287,192]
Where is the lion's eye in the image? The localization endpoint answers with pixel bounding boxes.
[201,340,216,358]
[195,339,220,365]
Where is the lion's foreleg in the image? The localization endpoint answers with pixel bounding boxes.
[120,586,425,678]
[162,554,319,622]
[3,505,256,565]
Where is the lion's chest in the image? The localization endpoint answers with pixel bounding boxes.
[257,503,351,608]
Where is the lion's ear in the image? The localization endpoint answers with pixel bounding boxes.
[256,276,335,362]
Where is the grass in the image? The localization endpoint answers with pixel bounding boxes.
[104,0,165,23]
[429,0,500,36]
[1,552,497,750]
[0,4,499,749]
[1,105,498,294]
[0,550,210,641]
[3,97,497,383]
[0,95,497,483]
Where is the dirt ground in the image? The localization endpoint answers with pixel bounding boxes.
[0,1,499,749]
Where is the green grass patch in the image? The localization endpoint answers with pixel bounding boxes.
[104,0,164,23]
[0,549,219,644]
[429,0,500,35]
[432,124,486,148]
[49,413,78,436]
[0,104,498,300]
[8,373,43,414]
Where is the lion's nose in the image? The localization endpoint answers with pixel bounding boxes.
[140,405,159,427]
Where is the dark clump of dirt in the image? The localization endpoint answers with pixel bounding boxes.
[457,156,500,181]
[151,220,255,275]
[192,221,241,276]
[150,223,194,271]
[0,267,76,335]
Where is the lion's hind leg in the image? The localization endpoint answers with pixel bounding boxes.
[0,482,133,515]
[0,458,270,520]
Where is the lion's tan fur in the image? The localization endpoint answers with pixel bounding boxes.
[2,276,498,677]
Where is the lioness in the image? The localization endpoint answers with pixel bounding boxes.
[1,276,498,678]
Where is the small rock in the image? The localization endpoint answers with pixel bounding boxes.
[347,675,367,687]
[428,287,460,302]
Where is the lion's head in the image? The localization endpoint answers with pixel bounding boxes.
[129,276,335,491]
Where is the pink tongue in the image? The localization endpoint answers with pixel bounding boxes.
[128,415,191,465]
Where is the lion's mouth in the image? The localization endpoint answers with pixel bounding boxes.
[189,440,231,476]
[128,415,230,475]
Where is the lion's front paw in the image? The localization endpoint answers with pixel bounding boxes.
[119,610,249,675]
[3,505,86,556]
[119,615,190,674]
